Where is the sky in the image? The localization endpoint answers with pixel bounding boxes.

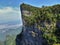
[0,0,22,25]
[0,0,60,25]
[21,0,60,7]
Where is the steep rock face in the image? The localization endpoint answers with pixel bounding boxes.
[16,3,60,45]
[16,4,47,45]
[16,26,47,45]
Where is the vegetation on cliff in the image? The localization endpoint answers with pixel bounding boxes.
[20,3,60,45]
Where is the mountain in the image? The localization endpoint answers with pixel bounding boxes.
[16,3,60,45]
[0,24,22,45]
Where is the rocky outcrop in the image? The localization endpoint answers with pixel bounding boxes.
[16,26,47,45]
[16,3,60,45]
[16,4,48,45]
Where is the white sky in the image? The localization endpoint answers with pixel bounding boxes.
[0,7,22,23]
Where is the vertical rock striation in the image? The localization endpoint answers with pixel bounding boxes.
[16,3,47,45]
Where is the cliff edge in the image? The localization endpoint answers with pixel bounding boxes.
[16,3,60,45]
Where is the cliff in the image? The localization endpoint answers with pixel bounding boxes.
[16,3,60,45]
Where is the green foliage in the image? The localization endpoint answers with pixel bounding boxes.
[5,35,16,45]
[21,4,60,45]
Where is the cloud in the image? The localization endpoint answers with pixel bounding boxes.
[0,7,19,13]
[0,7,22,23]
[0,24,22,29]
